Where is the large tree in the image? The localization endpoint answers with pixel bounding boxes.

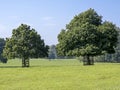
[56,8,118,65]
[3,24,48,67]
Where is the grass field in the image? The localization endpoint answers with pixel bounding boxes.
[0,59,120,90]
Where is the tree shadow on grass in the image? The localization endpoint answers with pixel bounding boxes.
[0,64,82,68]
[0,65,61,68]
[30,64,82,68]
[0,66,22,68]
[30,65,61,68]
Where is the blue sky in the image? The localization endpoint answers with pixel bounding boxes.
[0,0,120,45]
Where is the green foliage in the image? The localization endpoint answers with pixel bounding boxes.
[56,29,66,56]
[66,8,102,30]
[57,8,118,65]
[98,21,119,54]
[114,28,120,62]
[0,38,7,63]
[0,59,120,90]
[3,24,48,67]
[95,27,120,62]
[0,38,5,54]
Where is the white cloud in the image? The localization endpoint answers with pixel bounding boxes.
[41,16,57,27]
[9,15,20,19]
[43,23,56,27]
[41,16,54,21]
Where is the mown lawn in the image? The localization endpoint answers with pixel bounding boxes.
[0,59,120,90]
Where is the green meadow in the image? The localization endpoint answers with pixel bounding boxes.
[0,59,120,90]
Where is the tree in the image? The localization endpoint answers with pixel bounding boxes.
[3,24,48,67]
[48,45,57,59]
[0,38,7,63]
[56,8,118,65]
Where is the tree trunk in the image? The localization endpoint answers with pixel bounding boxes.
[22,57,29,67]
[91,56,94,65]
[87,55,91,65]
[83,55,94,65]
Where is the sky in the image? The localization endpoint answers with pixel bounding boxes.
[0,0,120,45]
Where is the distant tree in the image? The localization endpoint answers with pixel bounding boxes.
[48,45,57,59]
[3,24,48,67]
[0,38,7,63]
[56,8,118,65]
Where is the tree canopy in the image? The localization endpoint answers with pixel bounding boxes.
[56,8,118,65]
[3,24,48,67]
